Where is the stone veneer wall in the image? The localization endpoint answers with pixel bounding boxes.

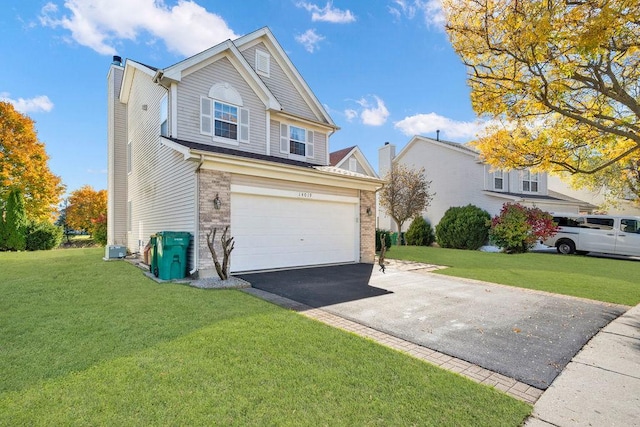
[198,169,231,277]
[359,190,376,263]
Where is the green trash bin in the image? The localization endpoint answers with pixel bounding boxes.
[148,235,158,277]
[156,231,190,280]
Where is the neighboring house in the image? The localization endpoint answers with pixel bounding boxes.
[547,174,640,216]
[377,136,592,231]
[330,146,378,177]
[107,27,382,276]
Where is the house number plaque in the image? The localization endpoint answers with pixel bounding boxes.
[297,192,312,198]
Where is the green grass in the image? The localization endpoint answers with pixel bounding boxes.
[0,248,530,426]
[388,246,640,306]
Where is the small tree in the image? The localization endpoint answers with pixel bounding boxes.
[4,189,28,251]
[206,226,235,280]
[489,203,558,253]
[405,216,435,246]
[379,164,434,245]
[0,202,7,250]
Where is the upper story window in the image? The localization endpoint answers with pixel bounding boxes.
[494,170,504,190]
[200,82,249,144]
[280,123,314,159]
[255,49,270,77]
[160,94,168,136]
[522,170,539,192]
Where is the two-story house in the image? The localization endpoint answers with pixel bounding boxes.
[377,135,591,231]
[107,27,382,277]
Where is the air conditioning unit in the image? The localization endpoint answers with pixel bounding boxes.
[106,245,126,259]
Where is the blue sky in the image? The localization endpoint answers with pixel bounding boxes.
[2,0,485,194]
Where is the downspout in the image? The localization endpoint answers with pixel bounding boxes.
[189,154,205,276]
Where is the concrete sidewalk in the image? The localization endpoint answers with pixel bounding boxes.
[525,303,640,426]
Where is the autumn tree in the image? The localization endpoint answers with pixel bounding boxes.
[443,0,640,200]
[379,164,434,245]
[66,186,107,236]
[0,102,65,220]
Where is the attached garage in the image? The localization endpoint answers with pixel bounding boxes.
[230,185,359,272]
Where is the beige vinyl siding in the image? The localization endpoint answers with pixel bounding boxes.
[269,119,328,165]
[125,69,197,270]
[231,175,357,198]
[176,56,267,154]
[107,65,128,246]
[241,42,318,122]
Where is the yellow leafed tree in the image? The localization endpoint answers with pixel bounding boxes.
[66,185,107,236]
[442,0,640,200]
[0,102,65,220]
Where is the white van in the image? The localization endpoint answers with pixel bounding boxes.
[543,214,640,256]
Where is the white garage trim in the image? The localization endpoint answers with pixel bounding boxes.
[231,184,359,204]
[230,191,359,272]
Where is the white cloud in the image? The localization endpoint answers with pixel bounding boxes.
[394,112,491,141]
[297,1,356,23]
[344,109,358,122]
[295,29,325,53]
[352,96,389,126]
[0,93,54,113]
[388,0,445,28]
[39,0,238,57]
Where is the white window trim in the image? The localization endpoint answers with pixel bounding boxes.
[279,123,314,160]
[200,96,249,145]
[160,94,168,137]
[493,170,504,191]
[127,141,132,175]
[521,170,539,193]
[349,158,357,172]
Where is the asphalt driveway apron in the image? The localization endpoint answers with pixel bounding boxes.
[241,263,626,390]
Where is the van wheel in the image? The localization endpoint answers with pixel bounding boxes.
[557,240,576,255]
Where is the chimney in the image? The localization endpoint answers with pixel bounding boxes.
[378,142,396,177]
[436,130,440,141]
[112,55,122,66]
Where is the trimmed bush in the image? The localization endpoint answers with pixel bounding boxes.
[375,229,392,252]
[435,205,491,250]
[25,221,64,251]
[405,216,435,246]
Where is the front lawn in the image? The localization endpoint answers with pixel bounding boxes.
[0,248,530,426]
[388,246,640,306]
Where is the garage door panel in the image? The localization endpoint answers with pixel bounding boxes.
[230,193,357,272]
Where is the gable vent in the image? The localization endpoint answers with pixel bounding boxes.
[256,49,270,77]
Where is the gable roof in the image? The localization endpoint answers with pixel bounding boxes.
[150,27,335,128]
[329,145,378,177]
[395,135,479,164]
[330,146,356,166]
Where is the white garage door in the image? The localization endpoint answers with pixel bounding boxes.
[230,191,358,272]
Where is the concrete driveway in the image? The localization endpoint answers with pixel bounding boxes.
[240,263,626,390]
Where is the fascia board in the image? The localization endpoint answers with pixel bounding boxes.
[238,28,336,127]
[120,60,156,104]
[193,150,383,192]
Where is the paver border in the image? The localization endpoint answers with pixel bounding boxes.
[242,286,543,404]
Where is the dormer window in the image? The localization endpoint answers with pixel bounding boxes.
[522,170,539,192]
[200,82,249,144]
